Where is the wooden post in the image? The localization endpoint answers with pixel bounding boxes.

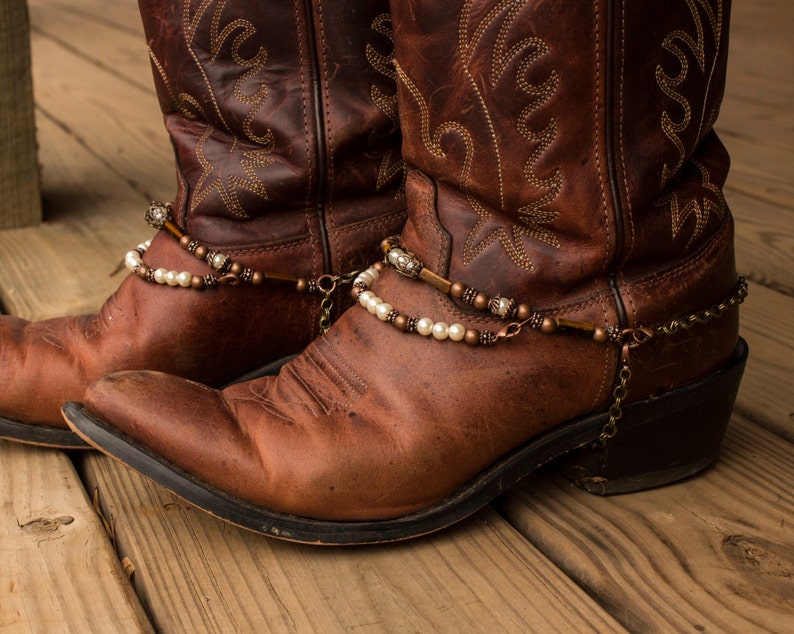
[0,0,42,228]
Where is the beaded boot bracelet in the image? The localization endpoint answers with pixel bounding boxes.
[123,201,358,333]
[352,236,748,445]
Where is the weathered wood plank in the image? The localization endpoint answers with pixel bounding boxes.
[715,0,794,296]
[0,16,173,321]
[0,0,42,228]
[0,441,153,632]
[76,453,625,633]
[498,414,794,633]
[0,113,160,321]
[735,282,794,442]
[27,17,173,209]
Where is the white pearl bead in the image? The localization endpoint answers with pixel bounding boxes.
[497,297,512,316]
[144,240,151,248]
[137,242,149,252]
[367,296,383,314]
[358,290,374,307]
[432,322,450,340]
[125,251,141,270]
[176,271,192,287]
[387,248,404,265]
[165,270,179,286]
[416,317,434,336]
[153,268,168,284]
[212,253,226,269]
[366,266,380,279]
[449,323,466,341]
[357,271,375,287]
[376,302,393,321]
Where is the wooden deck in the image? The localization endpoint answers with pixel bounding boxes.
[1,0,792,631]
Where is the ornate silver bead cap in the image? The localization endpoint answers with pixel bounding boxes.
[387,246,423,279]
[145,201,173,230]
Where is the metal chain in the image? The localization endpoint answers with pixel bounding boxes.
[656,276,748,336]
[597,276,748,446]
[316,270,361,335]
[598,361,632,446]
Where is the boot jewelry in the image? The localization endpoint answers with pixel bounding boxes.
[354,237,748,444]
[125,202,359,334]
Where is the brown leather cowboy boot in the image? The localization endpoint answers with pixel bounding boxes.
[0,0,406,448]
[65,0,747,543]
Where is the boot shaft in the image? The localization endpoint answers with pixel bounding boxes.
[391,0,734,310]
[139,0,405,270]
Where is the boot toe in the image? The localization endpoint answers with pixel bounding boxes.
[76,371,270,504]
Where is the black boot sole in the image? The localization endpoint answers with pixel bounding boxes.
[61,338,748,545]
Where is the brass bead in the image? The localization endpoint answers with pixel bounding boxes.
[540,317,558,334]
[135,267,148,279]
[593,327,608,343]
[450,282,466,299]
[516,304,532,320]
[194,245,208,260]
[296,278,310,293]
[393,314,408,331]
[191,276,205,290]
[464,329,480,346]
[251,271,264,286]
[473,293,490,311]
[179,235,191,249]
[372,261,385,272]
[230,262,244,275]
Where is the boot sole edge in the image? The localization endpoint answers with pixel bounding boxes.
[61,338,748,545]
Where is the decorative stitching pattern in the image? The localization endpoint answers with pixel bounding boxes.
[656,0,726,246]
[366,14,405,195]
[395,0,561,272]
[654,159,726,248]
[149,1,278,219]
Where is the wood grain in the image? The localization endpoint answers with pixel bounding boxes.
[0,0,42,228]
[0,441,153,632]
[498,414,794,633]
[735,282,794,441]
[77,453,624,634]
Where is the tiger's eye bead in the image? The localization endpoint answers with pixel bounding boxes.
[230,262,244,275]
[473,293,490,311]
[191,276,206,290]
[540,317,558,334]
[393,314,408,331]
[464,329,480,346]
[250,271,264,286]
[516,304,532,320]
[194,245,208,260]
[380,238,393,253]
[593,327,608,343]
[179,235,192,249]
[296,278,310,293]
[450,282,466,299]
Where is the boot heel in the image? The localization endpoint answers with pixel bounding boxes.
[557,337,748,495]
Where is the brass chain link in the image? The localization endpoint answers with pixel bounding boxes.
[655,276,748,337]
[315,271,361,335]
[597,276,747,446]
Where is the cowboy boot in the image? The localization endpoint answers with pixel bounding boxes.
[0,0,406,448]
[65,0,747,543]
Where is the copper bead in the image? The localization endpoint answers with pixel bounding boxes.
[464,329,480,346]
